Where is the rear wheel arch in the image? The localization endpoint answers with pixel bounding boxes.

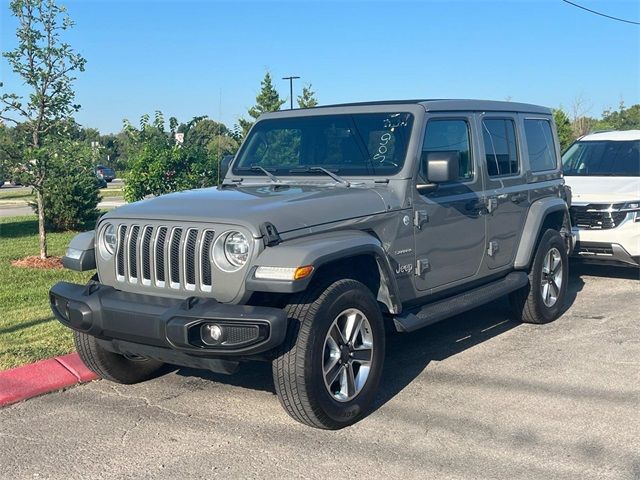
[514,198,570,269]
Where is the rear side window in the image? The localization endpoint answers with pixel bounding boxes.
[422,119,473,180]
[482,119,519,177]
[524,119,557,172]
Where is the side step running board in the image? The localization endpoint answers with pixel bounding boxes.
[393,271,528,333]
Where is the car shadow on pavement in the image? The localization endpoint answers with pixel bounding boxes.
[372,299,519,414]
[570,261,640,281]
[172,299,524,398]
[175,359,275,393]
[173,273,587,410]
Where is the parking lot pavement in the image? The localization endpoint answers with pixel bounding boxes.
[0,265,638,480]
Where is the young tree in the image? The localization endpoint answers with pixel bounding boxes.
[0,0,86,258]
[238,72,285,136]
[297,84,318,109]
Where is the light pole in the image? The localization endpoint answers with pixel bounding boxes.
[282,76,300,109]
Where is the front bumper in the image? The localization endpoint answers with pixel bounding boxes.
[50,281,288,365]
[571,220,640,267]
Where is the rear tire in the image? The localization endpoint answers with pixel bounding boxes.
[74,331,165,384]
[272,279,385,429]
[510,229,568,324]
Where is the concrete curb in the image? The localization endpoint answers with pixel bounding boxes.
[0,353,97,407]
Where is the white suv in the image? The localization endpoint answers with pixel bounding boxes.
[563,130,640,267]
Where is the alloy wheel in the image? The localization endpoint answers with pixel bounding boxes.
[540,247,563,307]
[322,308,374,402]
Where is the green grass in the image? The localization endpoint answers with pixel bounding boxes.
[0,216,92,370]
[0,187,34,202]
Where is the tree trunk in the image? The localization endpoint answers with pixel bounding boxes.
[36,189,47,259]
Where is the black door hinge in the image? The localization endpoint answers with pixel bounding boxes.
[414,210,429,229]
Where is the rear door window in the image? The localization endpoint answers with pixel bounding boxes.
[482,119,519,177]
[524,119,557,172]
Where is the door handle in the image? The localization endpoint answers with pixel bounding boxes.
[465,200,488,217]
[465,200,484,212]
[510,193,527,204]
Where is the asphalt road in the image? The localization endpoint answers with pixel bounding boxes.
[0,179,124,217]
[1,264,638,480]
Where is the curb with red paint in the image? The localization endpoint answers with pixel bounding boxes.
[0,353,97,407]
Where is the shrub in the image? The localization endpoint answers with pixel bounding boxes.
[31,141,101,231]
[124,143,217,202]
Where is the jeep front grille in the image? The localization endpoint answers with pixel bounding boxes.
[570,204,627,230]
[115,224,214,292]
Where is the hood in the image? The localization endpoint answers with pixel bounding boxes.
[103,184,389,236]
[564,176,640,204]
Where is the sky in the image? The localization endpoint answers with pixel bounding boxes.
[1,0,639,134]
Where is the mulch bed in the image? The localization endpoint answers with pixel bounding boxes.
[11,256,63,269]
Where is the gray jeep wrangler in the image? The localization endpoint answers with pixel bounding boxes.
[50,100,572,429]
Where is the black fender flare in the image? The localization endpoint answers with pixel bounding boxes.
[514,197,569,269]
[246,230,402,314]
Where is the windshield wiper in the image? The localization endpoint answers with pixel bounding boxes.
[235,165,281,183]
[288,166,351,187]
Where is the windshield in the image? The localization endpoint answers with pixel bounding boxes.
[232,113,414,177]
[562,140,639,176]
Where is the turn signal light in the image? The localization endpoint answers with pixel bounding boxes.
[255,265,314,281]
[293,265,314,280]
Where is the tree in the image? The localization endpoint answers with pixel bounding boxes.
[0,0,86,258]
[553,108,574,151]
[181,117,238,157]
[297,84,318,109]
[596,101,640,131]
[123,113,236,202]
[238,72,285,136]
[570,95,595,139]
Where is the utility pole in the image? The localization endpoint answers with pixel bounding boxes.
[282,76,300,109]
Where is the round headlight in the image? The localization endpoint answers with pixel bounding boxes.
[224,232,249,267]
[102,223,117,255]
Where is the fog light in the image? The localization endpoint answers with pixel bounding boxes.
[201,323,224,345]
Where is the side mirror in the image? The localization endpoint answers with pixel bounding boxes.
[416,151,460,193]
[220,155,234,180]
[426,151,460,183]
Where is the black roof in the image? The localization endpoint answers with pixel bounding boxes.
[307,99,551,115]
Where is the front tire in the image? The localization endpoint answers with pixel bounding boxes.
[272,279,385,429]
[74,331,165,384]
[510,229,568,324]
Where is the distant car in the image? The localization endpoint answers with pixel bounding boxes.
[562,130,640,267]
[96,176,107,189]
[95,165,116,182]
